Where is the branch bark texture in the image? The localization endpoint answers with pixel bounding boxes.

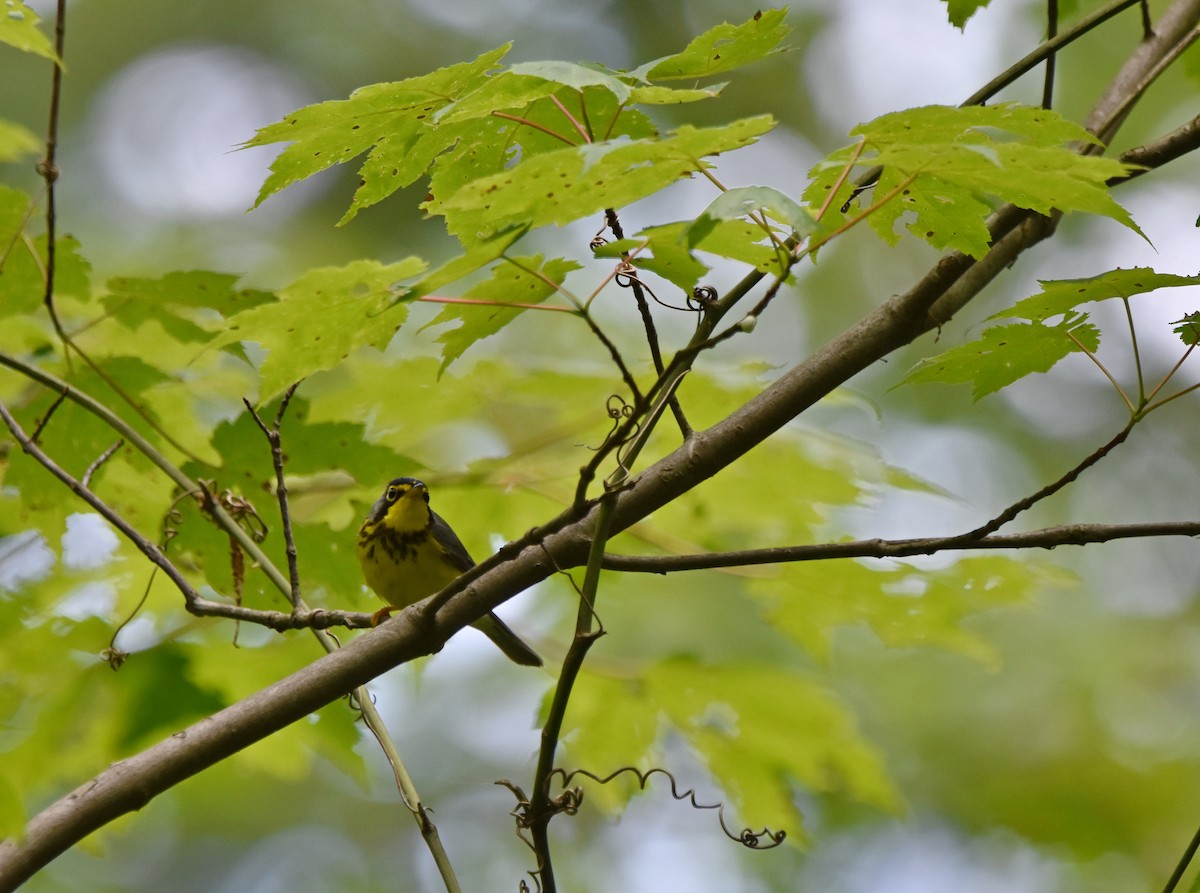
[3,2,1200,888]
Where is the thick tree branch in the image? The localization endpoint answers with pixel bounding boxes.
[4,3,1200,888]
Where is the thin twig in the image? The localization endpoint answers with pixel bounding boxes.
[526,497,614,893]
[1144,343,1196,406]
[244,385,303,610]
[600,520,1200,573]
[1042,0,1059,109]
[38,0,68,354]
[603,207,691,437]
[1145,379,1200,413]
[0,399,206,609]
[1162,820,1200,893]
[81,440,123,488]
[1122,297,1147,403]
[951,420,1137,543]
[29,389,67,443]
[1064,326,1135,413]
[240,387,461,891]
[963,0,1144,106]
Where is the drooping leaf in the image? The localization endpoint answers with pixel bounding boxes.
[432,116,776,243]
[639,9,791,81]
[208,257,427,400]
[899,314,1100,399]
[0,0,56,60]
[992,267,1200,322]
[425,255,582,374]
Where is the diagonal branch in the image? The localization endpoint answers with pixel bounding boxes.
[3,3,1200,888]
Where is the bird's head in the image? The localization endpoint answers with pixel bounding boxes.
[367,477,431,533]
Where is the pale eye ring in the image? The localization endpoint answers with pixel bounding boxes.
[386,486,398,501]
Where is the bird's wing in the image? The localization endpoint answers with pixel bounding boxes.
[429,511,475,573]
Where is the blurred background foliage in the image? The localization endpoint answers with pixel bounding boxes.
[2,1,1200,891]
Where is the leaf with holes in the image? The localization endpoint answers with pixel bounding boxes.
[245,45,510,208]
[805,104,1141,249]
[102,271,274,343]
[431,116,776,243]
[594,217,784,292]
[0,1,56,60]
[208,257,427,401]
[424,255,581,374]
[868,170,995,258]
[992,267,1200,322]
[638,9,791,81]
[898,314,1100,399]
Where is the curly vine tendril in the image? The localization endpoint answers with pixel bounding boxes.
[500,765,787,854]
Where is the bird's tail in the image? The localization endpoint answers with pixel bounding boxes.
[473,612,542,667]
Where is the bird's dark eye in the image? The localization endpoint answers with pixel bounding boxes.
[385,486,398,501]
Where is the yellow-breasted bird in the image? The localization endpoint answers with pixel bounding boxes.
[356,477,542,667]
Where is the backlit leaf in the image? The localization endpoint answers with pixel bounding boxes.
[899,314,1100,399]
[426,255,581,374]
[805,104,1141,250]
[245,45,510,207]
[209,257,427,401]
[0,0,56,60]
[432,117,775,242]
[640,9,791,81]
[0,119,39,163]
[992,267,1200,322]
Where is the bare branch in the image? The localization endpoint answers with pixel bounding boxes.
[601,521,1200,574]
[4,4,1200,888]
[244,384,303,609]
[81,439,122,488]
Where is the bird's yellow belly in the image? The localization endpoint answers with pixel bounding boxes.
[357,530,460,610]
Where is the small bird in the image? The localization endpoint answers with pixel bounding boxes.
[356,477,542,667]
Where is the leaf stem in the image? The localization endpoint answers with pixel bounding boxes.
[550,94,591,143]
[491,111,578,147]
[1143,342,1195,406]
[1063,326,1135,413]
